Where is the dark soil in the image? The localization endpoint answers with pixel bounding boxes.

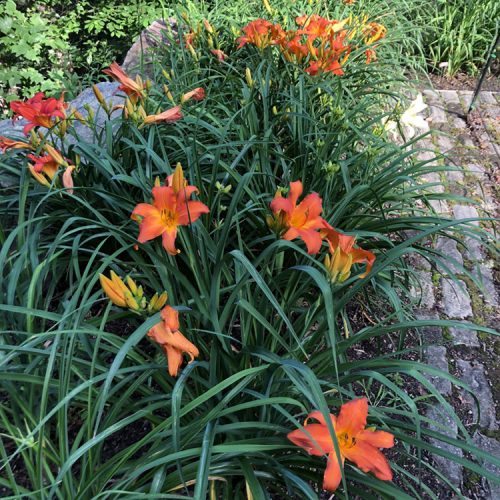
[428,72,500,92]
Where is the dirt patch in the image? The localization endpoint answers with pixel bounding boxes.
[428,73,500,92]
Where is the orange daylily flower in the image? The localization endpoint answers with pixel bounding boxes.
[269,180,330,254]
[323,228,376,283]
[27,152,59,184]
[0,136,32,152]
[103,62,146,104]
[131,164,209,255]
[363,22,386,46]
[287,398,394,492]
[181,87,205,103]
[143,105,183,125]
[148,305,199,377]
[10,92,67,135]
[237,19,277,49]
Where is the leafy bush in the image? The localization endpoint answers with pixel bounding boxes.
[0,5,498,498]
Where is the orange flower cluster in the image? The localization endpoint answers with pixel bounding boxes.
[288,398,394,491]
[237,16,351,76]
[269,180,375,283]
[237,15,387,75]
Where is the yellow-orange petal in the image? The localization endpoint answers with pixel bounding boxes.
[164,344,184,377]
[336,397,368,436]
[357,429,394,448]
[341,440,393,481]
[160,305,180,331]
[323,451,344,492]
[287,423,334,456]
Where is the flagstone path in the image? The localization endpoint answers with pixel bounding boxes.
[413,89,499,498]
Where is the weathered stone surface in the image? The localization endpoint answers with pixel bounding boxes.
[423,89,442,106]
[422,171,444,192]
[473,264,498,307]
[408,252,432,271]
[445,168,465,184]
[426,404,463,487]
[467,163,487,180]
[122,19,176,76]
[429,105,448,125]
[473,432,500,500]
[435,237,464,274]
[424,346,452,394]
[0,117,26,139]
[429,199,449,213]
[416,149,435,162]
[441,279,472,319]
[458,91,473,111]
[410,271,435,309]
[449,327,479,347]
[415,310,443,343]
[453,205,480,225]
[439,90,460,104]
[456,360,498,430]
[463,236,484,261]
[478,92,497,105]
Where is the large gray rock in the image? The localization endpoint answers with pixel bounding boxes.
[122,19,176,77]
[426,404,463,487]
[410,271,435,310]
[441,279,473,319]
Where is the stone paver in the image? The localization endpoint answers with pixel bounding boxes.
[456,360,498,431]
[410,271,435,309]
[473,264,498,307]
[424,346,452,394]
[426,405,463,487]
[435,237,464,274]
[441,279,473,319]
[473,432,500,500]
[449,327,479,347]
[452,205,480,224]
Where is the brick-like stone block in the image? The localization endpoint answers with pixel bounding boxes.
[410,271,435,309]
[424,346,452,395]
[449,327,480,347]
[441,279,472,319]
[453,205,480,225]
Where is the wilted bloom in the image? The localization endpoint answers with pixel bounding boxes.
[62,165,75,194]
[323,228,375,283]
[269,180,330,254]
[10,92,67,135]
[148,305,199,377]
[103,62,146,104]
[181,87,205,103]
[143,105,183,125]
[211,49,227,61]
[287,398,394,492]
[0,136,32,152]
[131,163,209,255]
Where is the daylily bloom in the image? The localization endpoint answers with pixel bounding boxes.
[147,305,199,377]
[323,228,375,283]
[363,22,386,46]
[269,180,330,254]
[237,19,276,49]
[131,163,209,255]
[287,398,394,492]
[181,87,205,103]
[143,105,183,125]
[10,92,67,135]
[27,146,66,186]
[0,136,32,153]
[103,62,146,104]
[211,49,228,61]
[384,94,428,139]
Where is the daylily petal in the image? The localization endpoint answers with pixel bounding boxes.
[164,344,184,377]
[137,212,166,243]
[337,397,368,435]
[306,410,337,429]
[295,228,323,254]
[147,322,170,344]
[351,248,376,278]
[270,196,293,216]
[357,429,394,448]
[166,330,199,360]
[288,180,303,206]
[160,305,180,331]
[152,186,176,211]
[287,423,334,456]
[162,227,179,255]
[177,200,210,225]
[341,440,393,481]
[323,451,344,492]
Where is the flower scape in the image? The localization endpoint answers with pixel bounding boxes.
[0,5,494,498]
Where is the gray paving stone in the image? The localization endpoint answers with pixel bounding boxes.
[458,91,473,111]
[435,237,464,274]
[437,133,454,152]
[473,432,500,500]
[439,90,460,104]
[429,105,448,125]
[409,252,432,271]
[456,360,498,430]
[423,89,442,105]
[422,171,444,192]
[449,327,480,347]
[467,163,487,180]
[415,310,443,343]
[479,92,497,105]
[453,205,480,225]
[445,169,465,184]
[429,199,449,213]
[426,404,463,487]
[441,279,472,319]
[424,346,452,395]
[450,115,467,129]
[473,264,498,307]
[416,149,436,162]
[410,271,435,309]
[463,236,484,261]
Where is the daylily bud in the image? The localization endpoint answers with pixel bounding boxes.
[44,144,66,166]
[29,166,51,188]
[136,285,144,299]
[93,85,106,107]
[99,273,127,307]
[124,290,141,311]
[62,165,75,194]
[125,98,135,117]
[203,19,214,34]
[272,106,278,115]
[263,0,273,15]
[155,291,168,310]
[126,276,138,294]
[245,67,253,87]
[207,36,214,49]
[154,176,161,187]
[172,163,185,194]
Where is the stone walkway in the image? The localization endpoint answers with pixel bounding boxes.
[413,89,499,497]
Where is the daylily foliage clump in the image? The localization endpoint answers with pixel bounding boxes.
[1,5,489,498]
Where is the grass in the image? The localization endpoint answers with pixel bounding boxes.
[1,3,499,498]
